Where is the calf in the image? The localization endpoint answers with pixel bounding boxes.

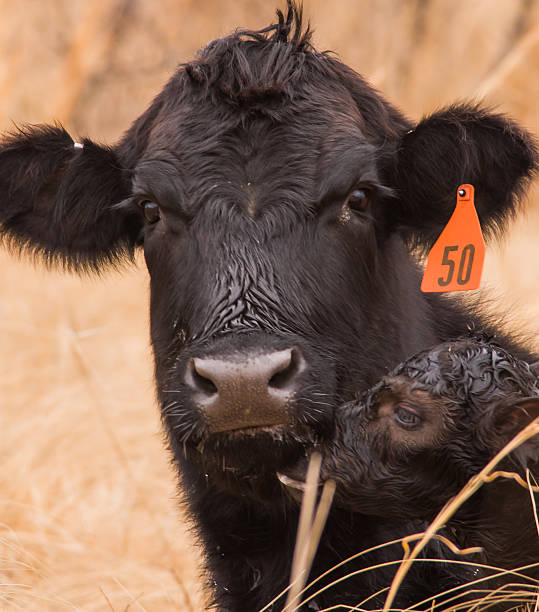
[1,1,538,609]
[286,337,539,582]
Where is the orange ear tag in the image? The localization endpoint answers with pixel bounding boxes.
[421,184,485,293]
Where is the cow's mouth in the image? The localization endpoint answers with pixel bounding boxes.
[219,423,288,438]
[277,471,307,490]
[276,453,315,501]
[167,335,337,485]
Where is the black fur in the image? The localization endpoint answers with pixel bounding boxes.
[0,2,538,610]
[0,124,138,270]
[300,337,539,587]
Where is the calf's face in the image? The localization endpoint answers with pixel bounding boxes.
[288,339,539,519]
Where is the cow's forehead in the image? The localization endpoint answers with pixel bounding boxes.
[148,73,365,148]
[138,84,377,212]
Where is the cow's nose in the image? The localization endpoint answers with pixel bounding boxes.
[184,348,306,433]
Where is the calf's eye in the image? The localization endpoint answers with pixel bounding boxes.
[140,200,161,224]
[393,404,421,429]
[345,188,370,213]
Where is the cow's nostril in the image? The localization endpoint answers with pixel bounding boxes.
[186,358,218,397]
[269,347,306,390]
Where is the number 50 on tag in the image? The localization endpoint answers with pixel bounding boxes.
[421,184,485,293]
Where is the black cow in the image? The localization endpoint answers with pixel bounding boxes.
[285,337,539,584]
[0,2,537,610]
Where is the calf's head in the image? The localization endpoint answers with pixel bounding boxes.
[0,3,537,495]
[288,338,539,519]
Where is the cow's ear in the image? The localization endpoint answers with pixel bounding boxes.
[478,397,539,468]
[386,104,538,248]
[0,124,141,271]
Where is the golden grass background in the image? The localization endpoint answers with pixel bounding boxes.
[0,1,538,610]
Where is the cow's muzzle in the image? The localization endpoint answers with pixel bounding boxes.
[184,347,307,433]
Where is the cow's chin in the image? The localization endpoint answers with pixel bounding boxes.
[179,425,314,497]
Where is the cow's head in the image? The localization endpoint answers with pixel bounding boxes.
[0,3,536,497]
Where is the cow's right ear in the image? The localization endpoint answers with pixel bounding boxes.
[0,124,141,271]
[385,104,538,249]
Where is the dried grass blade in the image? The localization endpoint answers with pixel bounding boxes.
[483,469,539,492]
[302,479,335,582]
[526,469,539,538]
[282,464,334,612]
[284,453,321,609]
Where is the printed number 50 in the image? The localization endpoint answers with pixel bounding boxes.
[438,244,475,287]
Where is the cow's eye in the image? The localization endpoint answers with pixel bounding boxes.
[345,188,370,213]
[393,404,421,430]
[140,200,161,223]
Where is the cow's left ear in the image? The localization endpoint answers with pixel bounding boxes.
[385,104,538,248]
[0,124,141,271]
[478,397,539,468]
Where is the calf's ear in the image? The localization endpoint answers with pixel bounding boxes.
[479,397,539,468]
[386,104,538,248]
[0,124,140,271]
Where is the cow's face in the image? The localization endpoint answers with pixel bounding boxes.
[0,6,535,496]
[133,70,401,481]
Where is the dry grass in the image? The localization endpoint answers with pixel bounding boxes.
[0,256,205,611]
[1,1,538,610]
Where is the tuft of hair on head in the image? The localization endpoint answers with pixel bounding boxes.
[254,0,313,50]
[183,1,317,107]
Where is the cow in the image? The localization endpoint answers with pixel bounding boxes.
[282,337,539,588]
[0,2,537,610]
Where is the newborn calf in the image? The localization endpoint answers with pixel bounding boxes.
[283,337,539,577]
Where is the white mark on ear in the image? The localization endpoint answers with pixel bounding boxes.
[74,142,84,150]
